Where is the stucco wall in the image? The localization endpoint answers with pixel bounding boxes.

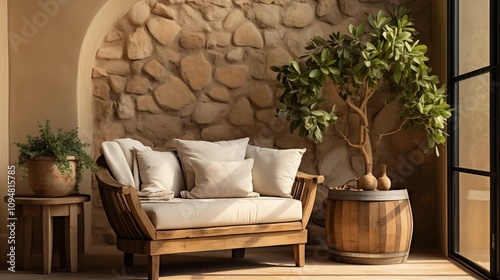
[0,0,10,264]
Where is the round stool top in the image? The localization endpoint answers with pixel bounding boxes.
[4,194,90,205]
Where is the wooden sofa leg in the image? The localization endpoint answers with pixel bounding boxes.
[232,248,245,259]
[148,255,160,280]
[124,253,133,267]
[293,244,305,267]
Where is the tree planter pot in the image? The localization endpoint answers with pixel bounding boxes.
[325,189,413,265]
[26,156,77,197]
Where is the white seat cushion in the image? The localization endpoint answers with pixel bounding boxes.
[141,197,302,230]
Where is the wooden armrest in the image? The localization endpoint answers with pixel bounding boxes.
[95,167,132,194]
[94,156,156,240]
[292,171,324,229]
[296,171,325,184]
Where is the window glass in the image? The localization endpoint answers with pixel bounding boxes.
[458,0,489,75]
[457,74,490,171]
[458,172,490,271]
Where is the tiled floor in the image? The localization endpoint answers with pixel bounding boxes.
[0,245,477,279]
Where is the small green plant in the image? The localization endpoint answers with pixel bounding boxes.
[16,120,98,186]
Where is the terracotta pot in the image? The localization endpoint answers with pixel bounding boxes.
[26,156,77,197]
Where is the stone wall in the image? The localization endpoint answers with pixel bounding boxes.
[92,0,434,247]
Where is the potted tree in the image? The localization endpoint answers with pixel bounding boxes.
[271,7,451,264]
[16,120,97,197]
[272,7,451,191]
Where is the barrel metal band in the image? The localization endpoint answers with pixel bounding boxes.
[327,189,409,201]
[329,249,409,259]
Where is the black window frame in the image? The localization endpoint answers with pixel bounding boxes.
[447,0,500,279]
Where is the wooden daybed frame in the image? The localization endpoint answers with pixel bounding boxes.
[94,155,324,280]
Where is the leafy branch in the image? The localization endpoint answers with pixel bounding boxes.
[272,6,452,175]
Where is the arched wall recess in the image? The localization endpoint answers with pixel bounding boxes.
[76,0,139,247]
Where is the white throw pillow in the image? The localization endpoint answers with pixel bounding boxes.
[135,149,186,197]
[101,139,151,188]
[181,158,259,199]
[174,137,249,191]
[246,145,306,198]
[114,138,152,188]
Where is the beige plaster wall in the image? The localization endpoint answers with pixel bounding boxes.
[0,0,10,264]
[430,0,448,256]
[6,0,147,252]
[7,0,106,250]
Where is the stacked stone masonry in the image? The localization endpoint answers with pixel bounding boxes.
[92,0,434,247]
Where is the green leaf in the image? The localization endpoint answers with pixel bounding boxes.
[356,24,365,37]
[291,61,301,74]
[396,31,412,41]
[366,42,376,51]
[321,49,329,62]
[393,68,401,83]
[328,66,340,75]
[435,132,446,143]
[417,102,424,113]
[299,126,307,138]
[300,77,309,85]
[314,128,324,143]
[348,24,355,35]
[309,69,321,78]
[299,106,310,115]
[270,65,282,72]
[428,136,435,148]
[423,104,433,114]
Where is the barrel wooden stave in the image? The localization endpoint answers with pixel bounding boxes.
[326,189,413,265]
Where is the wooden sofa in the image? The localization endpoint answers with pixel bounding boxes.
[94,155,324,280]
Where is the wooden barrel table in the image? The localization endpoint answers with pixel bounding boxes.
[325,189,413,265]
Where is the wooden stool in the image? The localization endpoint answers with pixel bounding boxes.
[5,194,90,274]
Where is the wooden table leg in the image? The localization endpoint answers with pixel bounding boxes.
[78,210,84,254]
[42,205,52,275]
[23,216,32,271]
[67,204,78,272]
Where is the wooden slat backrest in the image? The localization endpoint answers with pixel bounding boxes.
[292,171,324,229]
[95,156,156,240]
